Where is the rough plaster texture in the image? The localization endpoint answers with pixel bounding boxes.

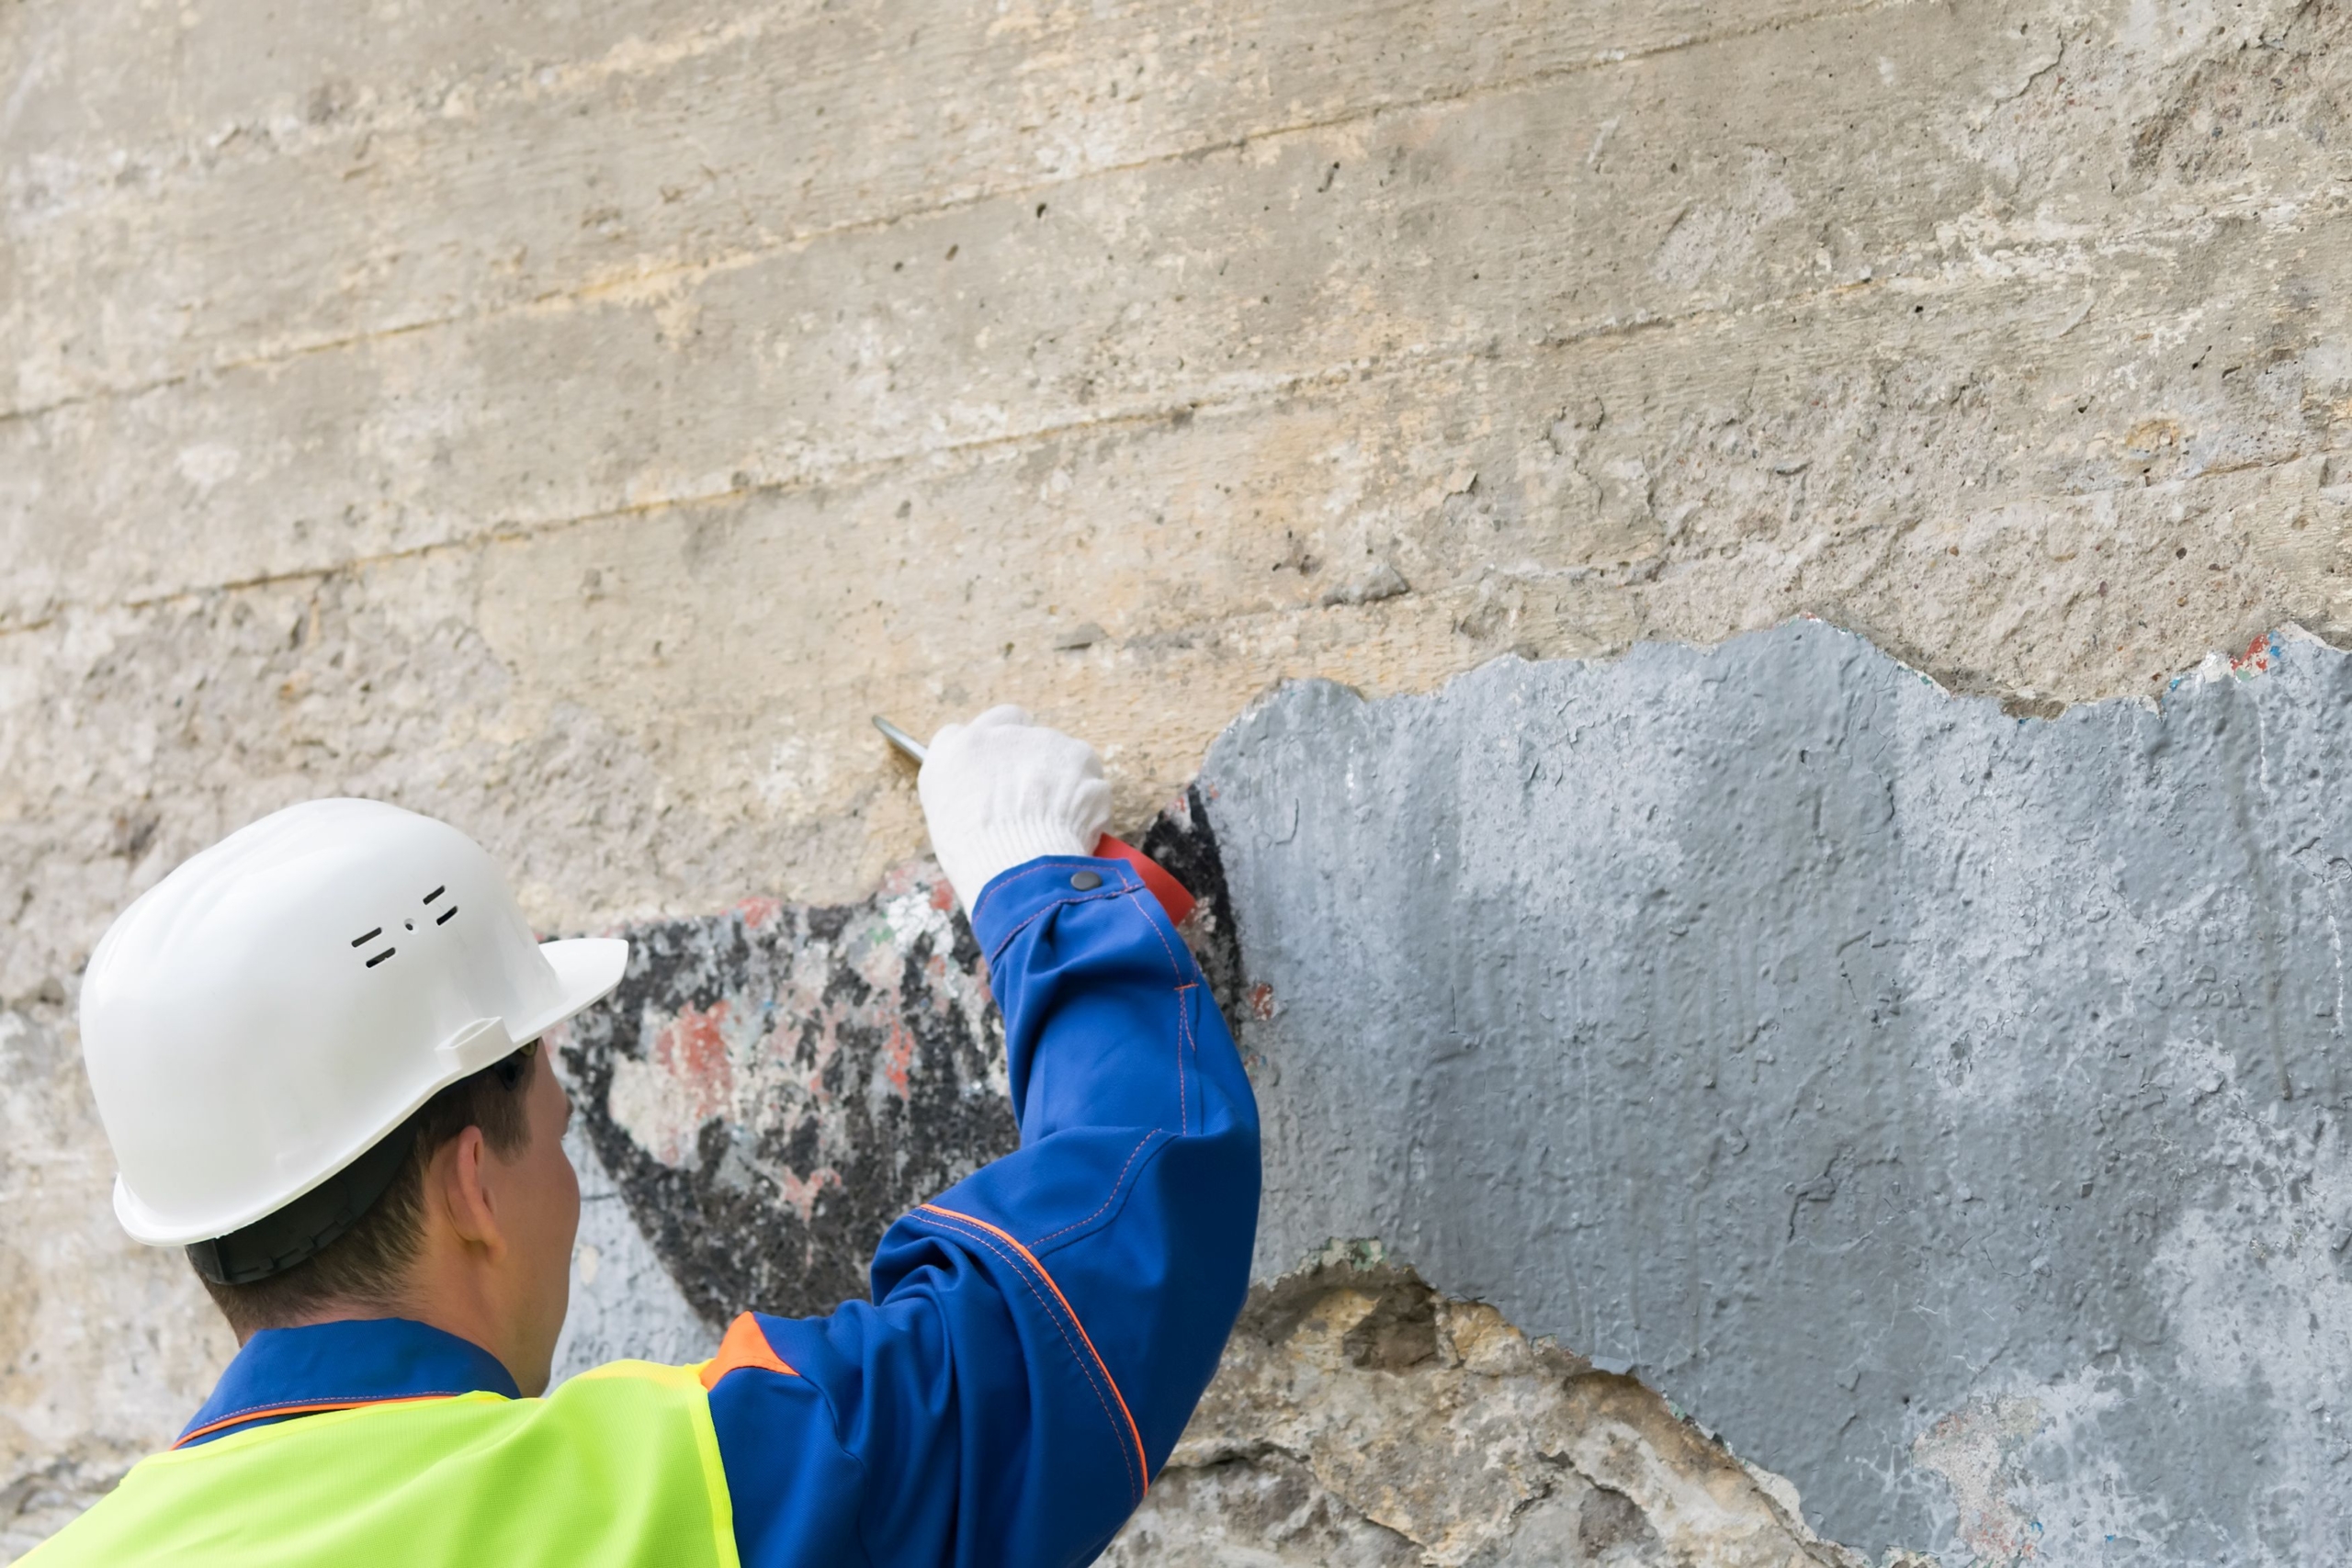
[9,0,2352,1559]
[1209,620,2352,1562]
[1115,1244,1885,1568]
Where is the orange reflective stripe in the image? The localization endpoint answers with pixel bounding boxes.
[171,1393,459,1449]
[697,1312,799,1390]
[916,1203,1147,1487]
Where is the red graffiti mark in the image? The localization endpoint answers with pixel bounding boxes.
[734,897,783,931]
[653,1000,735,1125]
[2231,632,2271,674]
[884,1016,917,1101]
[931,878,956,912]
[1249,983,1277,1022]
[775,1165,842,1225]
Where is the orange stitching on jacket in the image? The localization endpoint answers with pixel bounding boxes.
[918,1203,1150,1500]
[978,876,1134,974]
[971,854,1130,933]
[1030,1132,1159,1247]
[1176,982,1197,1136]
[1183,984,1204,1138]
[914,1206,1144,1504]
[1114,889,1193,1134]
[927,1216,1140,1505]
[922,1214,1127,1490]
[1124,880,1188,986]
[173,1393,462,1449]
[969,860,1072,929]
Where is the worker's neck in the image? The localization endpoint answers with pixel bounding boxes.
[247,1081,575,1397]
[259,1249,531,1393]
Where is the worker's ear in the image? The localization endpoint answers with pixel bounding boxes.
[431,1125,508,1259]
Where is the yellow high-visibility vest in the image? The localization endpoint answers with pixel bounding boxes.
[24,1360,737,1567]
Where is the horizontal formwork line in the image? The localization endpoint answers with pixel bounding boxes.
[0,219,2336,634]
[0,0,1909,431]
[0,182,2329,545]
[9,0,1905,228]
[0,401,2332,650]
[2,163,2328,452]
[0,275,1941,633]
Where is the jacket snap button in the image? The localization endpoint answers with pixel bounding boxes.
[1069,871,1102,891]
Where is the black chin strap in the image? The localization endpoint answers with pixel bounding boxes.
[185,1119,420,1286]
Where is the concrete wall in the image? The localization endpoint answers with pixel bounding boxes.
[6,0,2350,1560]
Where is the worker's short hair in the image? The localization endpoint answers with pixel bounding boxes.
[192,1043,539,1338]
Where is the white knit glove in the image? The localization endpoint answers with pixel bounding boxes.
[919,705,1113,913]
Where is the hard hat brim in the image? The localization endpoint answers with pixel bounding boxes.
[516,936,632,1043]
[113,934,633,1248]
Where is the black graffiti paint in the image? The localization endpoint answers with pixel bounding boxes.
[562,786,1238,1325]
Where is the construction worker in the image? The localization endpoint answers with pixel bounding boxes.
[32,705,1261,1566]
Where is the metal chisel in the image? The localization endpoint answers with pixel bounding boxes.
[873,716,1196,924]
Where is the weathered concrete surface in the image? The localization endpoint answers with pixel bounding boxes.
[9,0,2352,925]
[1208,619,2352,1562]
[510,782,1904,1562]
[0,998,220,1562]
[548,1123,714,1381]
[8,0,2352,1558]
[1111,1244,1895,1568]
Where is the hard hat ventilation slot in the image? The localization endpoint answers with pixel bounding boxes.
[435,906,458,925]
[423,886,446,904]
[364,948,395,968]
[349,927,382,947]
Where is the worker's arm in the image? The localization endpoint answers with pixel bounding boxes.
[700,712,1261,1568]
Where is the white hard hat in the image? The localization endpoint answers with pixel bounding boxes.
[80,798,628,1248]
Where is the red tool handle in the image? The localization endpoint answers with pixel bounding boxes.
[1093,835,1196,925]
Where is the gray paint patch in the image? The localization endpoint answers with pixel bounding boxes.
[1204,621,2352,1563]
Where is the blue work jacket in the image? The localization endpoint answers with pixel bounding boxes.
[169,854,1263,1568]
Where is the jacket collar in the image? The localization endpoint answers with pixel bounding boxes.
[178,1317,519,1449]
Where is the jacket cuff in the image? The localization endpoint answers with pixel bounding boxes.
[946,818,1098,911]
[967,854,1148,963]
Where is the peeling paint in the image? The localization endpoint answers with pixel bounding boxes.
[559,787,1240,1325]
[1114,1246,1885,1568]
[560,863,1013,1324]
[1911,1397,2047,1565]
